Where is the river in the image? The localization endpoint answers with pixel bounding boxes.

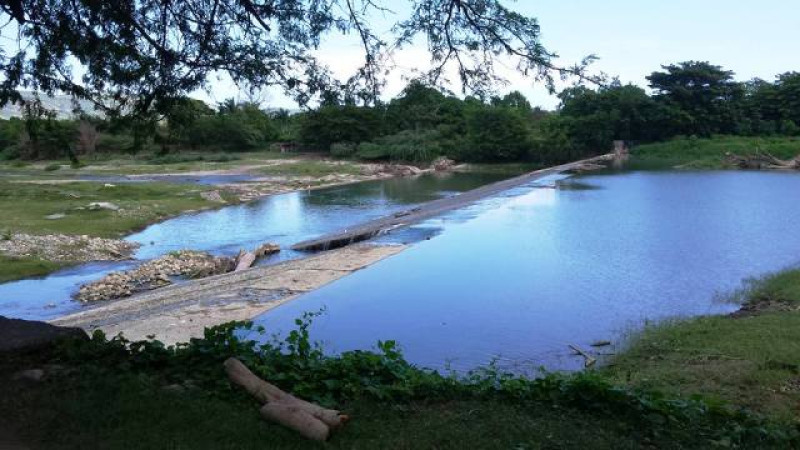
[249,170,800,372]
[3,169,800,373]
[0,171,509,320]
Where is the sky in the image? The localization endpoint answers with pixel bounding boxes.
[198,0,800,111]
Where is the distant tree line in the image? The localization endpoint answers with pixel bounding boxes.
[1,61,799,165]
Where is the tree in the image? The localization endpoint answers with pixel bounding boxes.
[491,91,533,115]
[385,81,464,134]
[298,105,383,151]
[559,84,685,143]
[0,0,597,120]
[646,61,745,136]
[164,97,214,150]
[462,104,530,162]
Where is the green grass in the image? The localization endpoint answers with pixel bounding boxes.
[0,181,232,238]
[0,371,651,449]
[1,320,794,450]
[0,255,65,282]
[744,268,800,307]
[257,161,363,177]
[606,268,800,419]
[630,135,800,169]
[0,150,294,175]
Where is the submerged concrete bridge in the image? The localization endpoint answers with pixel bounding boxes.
[291,153,616,252]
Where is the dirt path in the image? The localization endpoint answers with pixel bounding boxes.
[51,244,406,344]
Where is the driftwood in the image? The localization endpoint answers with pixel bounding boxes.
[260,403,331,441]
[234,250,256,271]
[725,151,800,170]
[255,243,281,258]
[234,243,280,272]
[224,358,348,441]
[569,344,597,367]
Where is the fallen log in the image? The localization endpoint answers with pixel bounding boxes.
[224,358,348,440]
[725,151,800,170]
[569,344,597,367]
[234,250,256,271]
[260,403,330,441]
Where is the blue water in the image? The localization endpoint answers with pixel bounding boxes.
[251,171,800,373]
[0,172,508,320]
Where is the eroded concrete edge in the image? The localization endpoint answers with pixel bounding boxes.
[51,244,407,344]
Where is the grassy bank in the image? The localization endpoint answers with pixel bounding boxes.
[1,314,797,449]
[0,181,233,238]
[0,150,293,176]
[0,181,236,282]
[0,255,65,283]
[630,135,800,169]
[606,268,800,420]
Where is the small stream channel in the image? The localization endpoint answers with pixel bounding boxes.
[0,171,509,320]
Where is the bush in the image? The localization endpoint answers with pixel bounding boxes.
[0,145,21,161]
[146,153,240,165]
[330,142,358,158]
[96,133,136,153]
[355,142,390,160]
[43,163,61,171]
[355,130,443,162]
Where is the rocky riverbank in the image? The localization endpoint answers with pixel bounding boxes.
[0,232,139,263]
[75,250,236,302]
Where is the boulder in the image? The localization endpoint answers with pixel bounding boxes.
[200,190,226,203]
[432,157,455,171]
[87,202,120,211]
[0,316,88,354]
[255,243,281,258]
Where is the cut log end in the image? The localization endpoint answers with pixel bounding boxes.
[260,403,330,442]
[223,357,348,439]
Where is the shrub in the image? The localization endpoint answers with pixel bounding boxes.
[355,130,443,162]
[355,142,391,160]
[43,163,61,171]
[330,142,357,158]
[96,133,136,153]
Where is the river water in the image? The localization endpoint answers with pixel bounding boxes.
[0,172,508,320]
[250,170,800,373]
[3,169,800,373]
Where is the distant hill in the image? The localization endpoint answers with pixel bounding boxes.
[0,93,100,119]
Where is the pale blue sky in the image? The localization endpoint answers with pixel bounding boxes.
[213,1,798,110]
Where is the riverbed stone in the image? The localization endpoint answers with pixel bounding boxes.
[12,369,45,382]
[0,316,88,354]
[200,190,226,203]
[0,232,139,263]
[75,250,235,302]
[87,201,120,211]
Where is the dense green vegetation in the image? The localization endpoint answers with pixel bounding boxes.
[607,269,800,420]
[630,135,800,169]
[2,312,798,449]
[3,61,799,168]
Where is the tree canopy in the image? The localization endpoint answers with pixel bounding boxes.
[0,0,597,119]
